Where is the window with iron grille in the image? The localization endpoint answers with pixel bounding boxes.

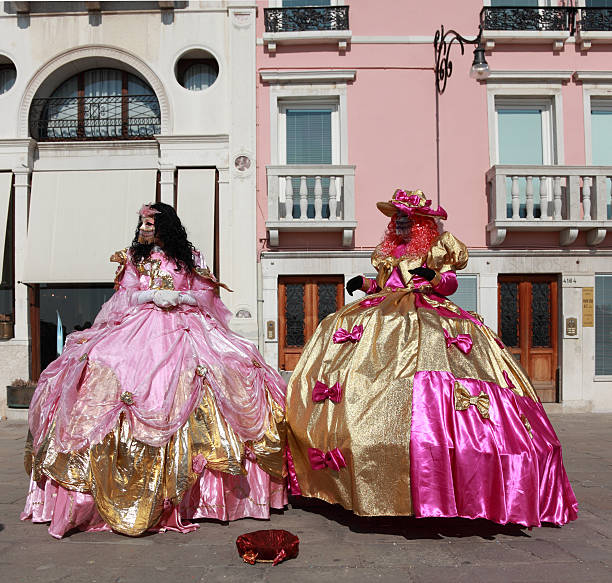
[29,68,161,141]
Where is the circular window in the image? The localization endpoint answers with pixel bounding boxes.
[0,56,17,96]
[176,49,219,91]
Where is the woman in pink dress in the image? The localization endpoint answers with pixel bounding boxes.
[286,189,577,527]
[22,202,287,538]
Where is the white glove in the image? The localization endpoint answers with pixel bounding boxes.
[152,290,181,308]
[136,290,156,305]
[178,292,197,306]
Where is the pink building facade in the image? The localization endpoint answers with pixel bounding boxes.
[256,0,612,411]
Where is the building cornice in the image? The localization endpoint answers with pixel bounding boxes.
[260,70,356,84]
[37,140,158,152]
[155,135,229,145]
[261,248,612,260]
[574,71,612,83]
[485,71,574,83]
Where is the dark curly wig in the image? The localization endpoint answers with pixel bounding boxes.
[130,202,196,272]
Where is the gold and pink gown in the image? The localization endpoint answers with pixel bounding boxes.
[286,232,577,527]
[22,248,287,538]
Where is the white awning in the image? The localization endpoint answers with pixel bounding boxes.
[176,168,216,267]
[0,173,12,279]
[24,170,157,283]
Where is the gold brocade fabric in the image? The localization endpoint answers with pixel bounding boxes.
[25,383,285,536]
[110,248,128,289]
[286,232,538,517]
[193,267,233,292]
[136,258,175,290]
[371,231,469,290]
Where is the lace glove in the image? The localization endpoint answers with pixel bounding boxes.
[178,292,197,306]
[136,290,156,305]
[152,290,181,308]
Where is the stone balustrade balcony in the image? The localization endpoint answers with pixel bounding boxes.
[486,165,612,247]
[266,164,357,247]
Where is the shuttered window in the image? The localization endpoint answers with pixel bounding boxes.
[595,275,612,375]
[454,275,478,313]
[285,108,333,218]
[286,109,332,165]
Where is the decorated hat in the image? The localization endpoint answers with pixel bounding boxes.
[376,189,447,220]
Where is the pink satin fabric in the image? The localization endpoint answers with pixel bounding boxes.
[28,250,285,454]
[360,296,386,308]
[22,458,287,538]
[410,370,578,526]
[308,447,346,471]
[443,328,473,354]
[332,325,363,344]
[312,381,343,404]
[285,445,302,496]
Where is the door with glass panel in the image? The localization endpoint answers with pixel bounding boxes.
[496,99,554,218]
[498,275,559,402]
[278,276,344,371]
[590,98,612,219]
[281,103,337,220]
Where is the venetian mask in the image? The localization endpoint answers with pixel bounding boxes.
[395,214,411,238]
[138,216,155,244]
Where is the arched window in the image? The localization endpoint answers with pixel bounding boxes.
[29,68,161,140]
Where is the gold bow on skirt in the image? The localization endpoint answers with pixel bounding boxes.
[454,382,490,419]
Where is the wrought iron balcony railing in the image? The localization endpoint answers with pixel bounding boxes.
[29,95,161,141]
[264,5,349,33]
[580,7,612,32]
[481,6,575,33]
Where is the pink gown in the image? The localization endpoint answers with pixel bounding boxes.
[22,248,287,538]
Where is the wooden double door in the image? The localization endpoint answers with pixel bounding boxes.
[278,276,344,371]
[498,275,559,402]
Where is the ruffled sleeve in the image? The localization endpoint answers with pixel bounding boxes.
[110,248,129,290]
[426,232,469,273]
[190,250,233,327]
[191,250,233,293]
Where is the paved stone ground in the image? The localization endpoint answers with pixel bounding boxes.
[0,414,610,583]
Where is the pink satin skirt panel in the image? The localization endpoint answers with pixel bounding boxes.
[410,371,578,526]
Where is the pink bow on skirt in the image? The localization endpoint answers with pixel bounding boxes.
[360,296,386,308]
[332,325,364,344]
[443,329,473,354]
[308,447,347,471]
[312,381,343,404]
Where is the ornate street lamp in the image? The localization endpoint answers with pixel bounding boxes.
[433,23,490,204]
[434,24,490,95]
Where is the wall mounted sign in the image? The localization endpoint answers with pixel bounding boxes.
[582,287,594,327]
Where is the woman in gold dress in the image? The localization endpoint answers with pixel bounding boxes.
[285,189,577,527]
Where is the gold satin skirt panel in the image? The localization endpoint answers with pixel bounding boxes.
[25,383,285,536]
[286,289,538,517]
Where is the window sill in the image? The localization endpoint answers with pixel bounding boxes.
[594,375,612,382]
[482,30,570,51]
[576,31,612,51]
[263,30,352,53]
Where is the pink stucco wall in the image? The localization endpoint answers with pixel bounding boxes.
[255,0,612,253]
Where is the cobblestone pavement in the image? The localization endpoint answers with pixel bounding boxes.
[0,414,610,583]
